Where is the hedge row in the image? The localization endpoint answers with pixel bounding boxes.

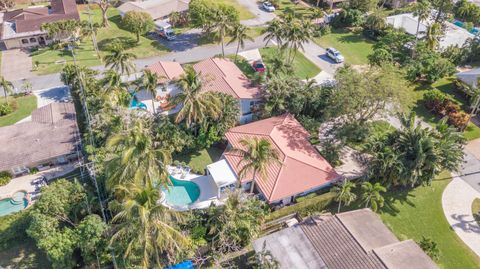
[266,192,336,222]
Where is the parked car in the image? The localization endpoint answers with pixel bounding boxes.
[262,1,276,12]
[252,60,266,72]
[155,21,176,41]
[326,47,344,63]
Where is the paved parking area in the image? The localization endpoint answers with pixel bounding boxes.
[1,49,32,81]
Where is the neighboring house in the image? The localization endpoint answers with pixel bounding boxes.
[0,103,80,176]
[118,0,190,21]
[135,61,185,114]
[0,0,79,49]
[253,208,439,269]
[456,67,480,88]
[220,114,341,205]
[384,0,416,8]
[193,57,262,124]
[386,13,475,49]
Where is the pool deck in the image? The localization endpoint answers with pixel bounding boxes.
[0,164,77,201]
[164,168,225,211]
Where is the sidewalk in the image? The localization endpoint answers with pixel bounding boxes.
[442,175,480,257]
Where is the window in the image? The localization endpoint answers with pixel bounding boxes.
[29,37,37,43]
[21,39,29,44]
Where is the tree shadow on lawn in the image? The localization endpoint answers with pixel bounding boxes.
[98,36,137,51]
[378,187,417,217]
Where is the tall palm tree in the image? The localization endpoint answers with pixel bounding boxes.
[212,10,233,57]
[110,182,190,268]
[105,119,171,191]
[228,24,254,62]
[102,69,130,106]
[171,67,222,128]
[332,179,356,213]
[413,0,432,55]
[360,182,386,212]
[264,19,284,47]
[425,22,443,50]
[103,42,137,76]
[231,137,282,193]
[284,20,315,64]
[0,76,13,102]
[142,69,160,113]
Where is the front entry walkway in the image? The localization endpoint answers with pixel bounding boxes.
[1,49,32,81]
[442,175,480,257]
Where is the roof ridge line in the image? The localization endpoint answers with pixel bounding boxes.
[211,58,228,78]
[220,76,240,98]
[285,154,336,175]
[268,155,287,200]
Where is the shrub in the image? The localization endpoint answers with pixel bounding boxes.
[448,111,470,128]
[0,171,12,186]
[424,89,447,111]
[265,192,336,221]
[0,102,13,116]
[418,236,440,261]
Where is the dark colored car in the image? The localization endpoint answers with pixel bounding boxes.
[253,60,266,72]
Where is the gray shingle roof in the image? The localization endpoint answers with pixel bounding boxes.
[0,103,79,172]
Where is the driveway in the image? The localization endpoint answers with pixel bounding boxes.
[237,0,276,26]
[1,49,32,81]
[460,139,480,193]
[300,41,343,75]
[33,86,70,107]
[152,29,202,52]
[442,176,480,257]
[238,49,262,62]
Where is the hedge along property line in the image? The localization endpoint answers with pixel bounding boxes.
[265,192,336,222]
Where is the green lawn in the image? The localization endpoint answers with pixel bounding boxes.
[174,146,224,174]
[274,0,314,17]
[378,175,480,269]
[473,198,480,225]
[314,29,374,65]
[402,78,480,141]
[215,0,255,20]
[0,95,37,127]
[330,172,480,268]
[32,6,170,75]
[260,47,321,79]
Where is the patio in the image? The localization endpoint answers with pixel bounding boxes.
[135,85,182,115]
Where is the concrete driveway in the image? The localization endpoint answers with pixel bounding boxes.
[152,29,202,52]
[34,86,71,107]
[1,49,32,81]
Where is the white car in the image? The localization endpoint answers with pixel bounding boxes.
[326,47,344,63]
[262,2,275,12]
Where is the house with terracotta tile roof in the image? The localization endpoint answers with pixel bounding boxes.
[193,57,262,123]
[218,114,341,204]
[0,0,80,49]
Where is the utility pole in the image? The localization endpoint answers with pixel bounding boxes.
[68,44,118,269]
[83,1,101,62]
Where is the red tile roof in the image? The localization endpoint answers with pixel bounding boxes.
[224,114,340,202]
[146,61,185,83]
[3,0,79,34]
[193,58,261,99]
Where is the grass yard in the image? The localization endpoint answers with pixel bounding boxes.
[314,29,374,65]
[215,0,255,20]
[0,95,37,127]
[473,198,480,225]
[378,175,480,269]
[330,172,480,268]
[32,6,169,75]
[274,0,314,17]
[402,77,480,141]
[174,146,224,174]
[260,47,321,78]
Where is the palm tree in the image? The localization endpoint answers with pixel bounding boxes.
[228,24,254,62]
[110,182,190,268]
[142,69,160,113]
[212,10,233,57]
[413,0,432,55]
[102,69,130,106]
[425,22,443,50]
[264,19,284,47]
[284,20,315,64]
[332,179,356,213]
[0,76,14,102]
[169,11,181,27]
[360,182,386,212]
[105,119,171,191]
[171,67,222,128]
[230,137,282,193]
[103,42,137,76]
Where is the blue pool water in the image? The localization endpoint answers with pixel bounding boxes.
[129,97,147,110]
[162,176,200,206]
[0,192,28,217]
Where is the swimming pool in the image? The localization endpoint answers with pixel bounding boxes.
[162,176,200,207]
[0,191,28,217]
[129,96,147,110]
